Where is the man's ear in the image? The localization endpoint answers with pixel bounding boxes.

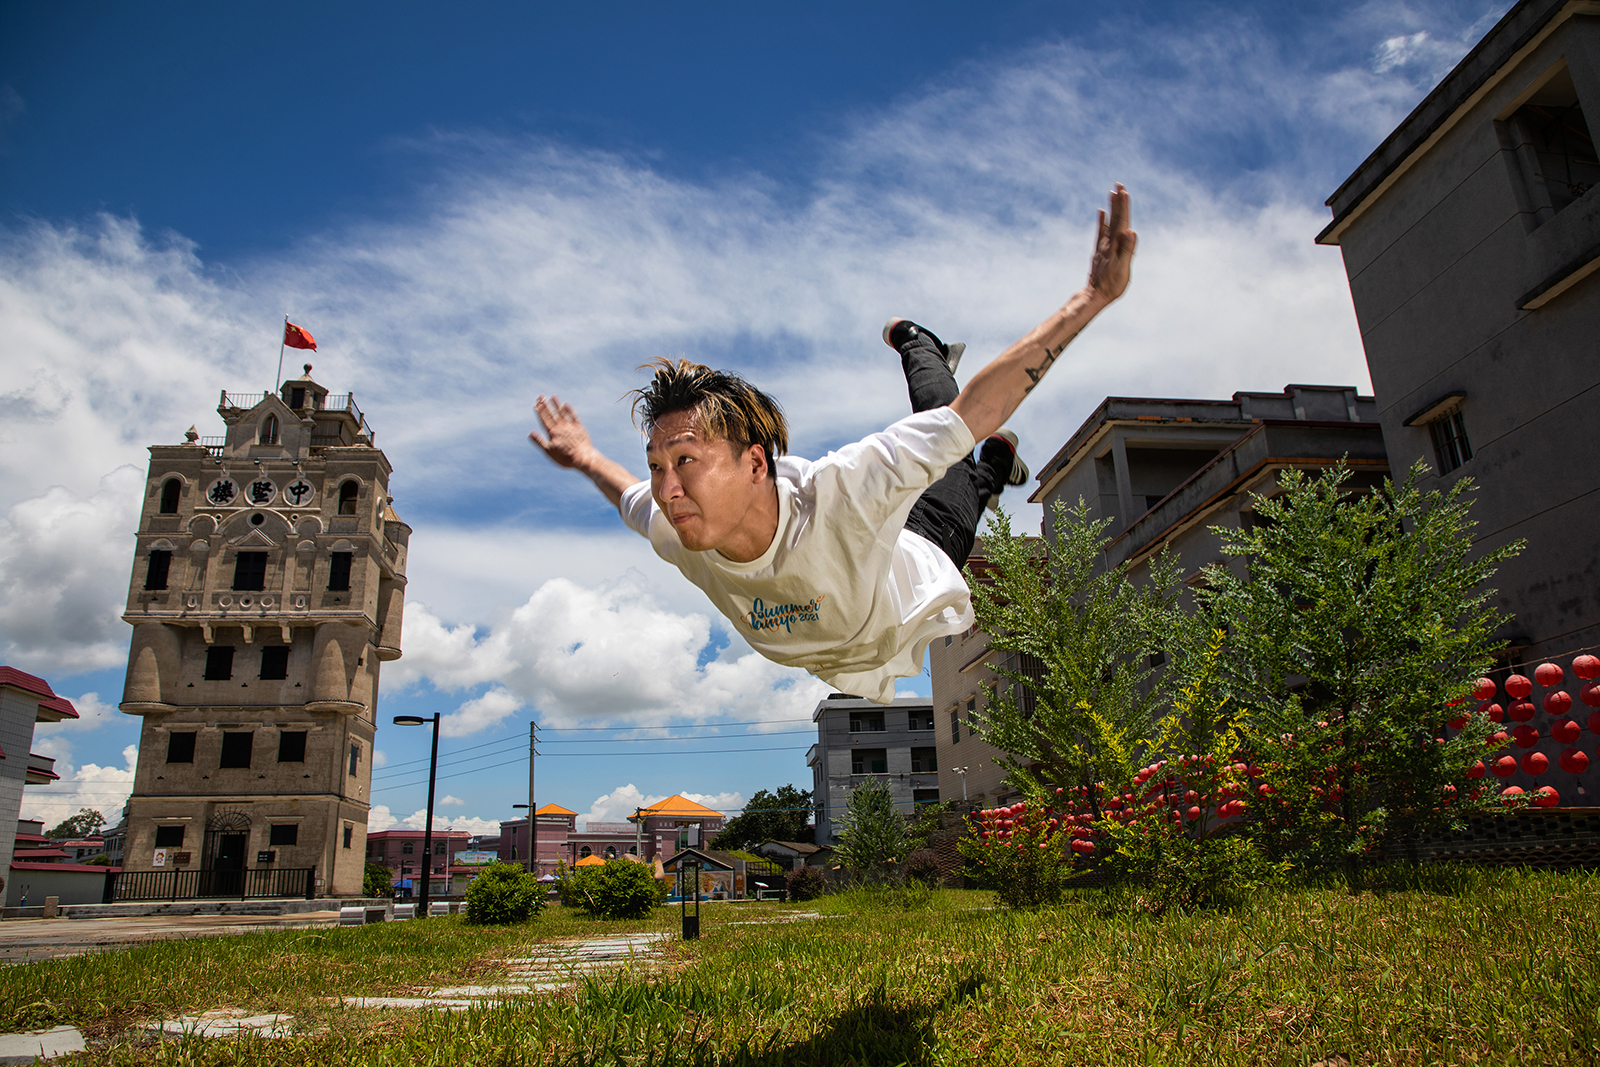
[745,443,769,483]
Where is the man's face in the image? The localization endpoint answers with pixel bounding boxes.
[646,408,768,554]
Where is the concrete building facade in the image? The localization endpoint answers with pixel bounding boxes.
[0,669,82,898]
[807,694,938,844]
[117,367,409,896]
[1316,0,1600,664]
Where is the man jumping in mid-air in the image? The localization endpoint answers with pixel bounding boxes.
[531,185,1136,703]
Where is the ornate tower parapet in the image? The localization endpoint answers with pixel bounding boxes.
[120,365,409,897]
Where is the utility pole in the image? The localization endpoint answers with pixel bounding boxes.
[527,721,538,877]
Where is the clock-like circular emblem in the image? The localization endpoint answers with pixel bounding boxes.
[244,477,278,508]
[281,477,315,507]
[205,477,240,507]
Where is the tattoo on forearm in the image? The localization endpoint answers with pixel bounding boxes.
[1021,333,1078,394]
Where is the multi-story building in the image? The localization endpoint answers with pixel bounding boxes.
[0,669,81,883]
[499,796,728,871]
[807,694,938,844]
[498,803,578,875]
[117,366,409,896]
[1315,0,1600,666]
[364,827,472,898]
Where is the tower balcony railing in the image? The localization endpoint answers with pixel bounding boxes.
[199,436,225,456]
[218,390,272,411]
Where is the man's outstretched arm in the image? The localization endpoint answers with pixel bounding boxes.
[528,395,641,508]
[950,184,1137,442]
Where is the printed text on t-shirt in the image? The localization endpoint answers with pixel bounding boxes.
[746,595,827,634]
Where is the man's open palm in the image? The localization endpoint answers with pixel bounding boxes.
[1087,183,1137,303]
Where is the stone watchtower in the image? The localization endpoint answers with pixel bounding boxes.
[119,366,408,897]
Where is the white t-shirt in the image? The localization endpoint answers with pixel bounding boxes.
[619,406,978,704]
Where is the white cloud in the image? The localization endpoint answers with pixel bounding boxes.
[19,744,137,831]
[395,578,831,733]
[438,794,466,807]
[372,748,388,768]
[366,804,501,837]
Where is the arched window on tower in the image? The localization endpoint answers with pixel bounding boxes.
[259,415,280,445]
[338,481,359,515]
[159,478,181,514]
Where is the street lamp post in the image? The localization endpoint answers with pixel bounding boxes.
[511,804,529,869]
[950,766,970,803]
[393,713,441,918]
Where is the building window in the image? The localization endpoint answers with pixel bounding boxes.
[343,824,354,849]
[328,552,353,591]
[848,711,885,733]
[852,748,888,775]
[289,386,306,409]
[338,481,360,515]
[349,743,360,776]
[402,841,414,855]
[166,731,196,763]
[144,549,172,591]
[910,747,938,773]
[435,841,446,856]
[604,846,617,859]
[203,645,235,681]
[154,825,185,848]
[220,731,253,768]
[579,846,592,859]
[232,551,268,591]
[277,731,306,763]
[911,711,935,732]
[269,824,298,846]
[259,415,280,445]
[1429,411,1473,474]
[950,709,961,744]
[260,646,290,681]
[1507,67,1599,217]
[159,478,181,514]
[913,788,941,806]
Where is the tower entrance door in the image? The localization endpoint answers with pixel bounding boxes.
[203,809,253,896]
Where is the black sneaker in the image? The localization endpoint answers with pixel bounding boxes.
[979,428,1028,512]
[882,318,964,375]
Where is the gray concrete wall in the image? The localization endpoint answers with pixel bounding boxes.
[5,866,111,907]
[809,696,937,844]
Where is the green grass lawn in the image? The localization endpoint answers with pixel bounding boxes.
[5,866,1599,1065]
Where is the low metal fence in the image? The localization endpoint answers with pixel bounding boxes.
[103,867,316,903]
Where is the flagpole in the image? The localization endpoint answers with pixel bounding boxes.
[274,314,288,391]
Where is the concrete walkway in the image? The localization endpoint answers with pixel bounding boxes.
[0,910,341,963]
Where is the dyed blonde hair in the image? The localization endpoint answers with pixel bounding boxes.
[630,358,788,477]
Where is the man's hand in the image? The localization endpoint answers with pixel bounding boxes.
[1086,183,1136,304]
[528,395,641,507]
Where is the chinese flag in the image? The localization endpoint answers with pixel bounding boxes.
[284,322,317,351]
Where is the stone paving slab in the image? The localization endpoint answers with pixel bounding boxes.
[150,1008,297,1040]
[0,1025,85,1064]
[341,997,477,1011]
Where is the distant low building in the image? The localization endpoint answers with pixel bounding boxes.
[364,827,472,898]
[807,694,939,844]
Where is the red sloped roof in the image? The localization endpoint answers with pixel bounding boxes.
[0,667,56,700]
[37,695,79,720]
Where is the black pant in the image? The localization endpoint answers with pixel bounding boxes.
[898,333,1003,568]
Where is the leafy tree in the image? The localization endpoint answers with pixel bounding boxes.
[1196,463,1521,878]
[558,860,665,919]
[363,862,395,898]
[969,502,1193,814]
[833,778,908,877]
[709,785,812,850]
[46,809,105,839]
[463,862,545,924]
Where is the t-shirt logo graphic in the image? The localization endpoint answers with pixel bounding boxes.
[746,594,826,634]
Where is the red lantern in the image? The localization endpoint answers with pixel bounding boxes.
[1487,730,1509,749]
[1492,755,1519,778]
[1521,751,1549,775]
[1582,683,1600,708]
[1512,725,1540,749]
[1500,785,1525,805]
[1552,718,1581,745]
[1589,711,1600,735]
[1480,702,1504,723]
[1574,654,1600,681]
[1185,806,1202,821]
[1558,748,1589,774]
[1466,760,1486,779]
[1545,691,1573,716]
[1534,662,1564,688]
[1473,677,1498,700]
[1508,700,1536,723]
[1533,786,1560,808]
[1506,674,1533,699]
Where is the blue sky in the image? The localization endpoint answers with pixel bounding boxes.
[2,0,1508,834]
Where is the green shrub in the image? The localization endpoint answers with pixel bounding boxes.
[462,862,545,925]
[960,804,1077,909]
[901,849,943,887]
[363,862,395,898]
[558,860,665,919]
[785,866,826,902]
